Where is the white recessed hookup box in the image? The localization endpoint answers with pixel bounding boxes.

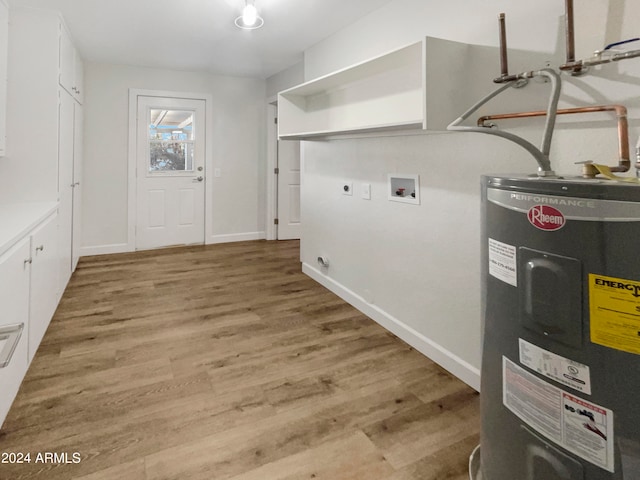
[388,174,420,204]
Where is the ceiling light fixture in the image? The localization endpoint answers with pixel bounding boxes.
[235,0,264,30]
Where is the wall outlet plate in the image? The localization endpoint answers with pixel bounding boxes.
[342,182,353,195]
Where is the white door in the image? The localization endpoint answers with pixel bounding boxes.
[71,102,82,271]
[58,90,74,286]
[136,96,206,250]
[276,138,301,240]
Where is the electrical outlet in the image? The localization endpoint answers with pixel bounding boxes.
[342,182,353,195]
[362,183,371,200]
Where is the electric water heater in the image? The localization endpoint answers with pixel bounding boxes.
[477,174,640,480]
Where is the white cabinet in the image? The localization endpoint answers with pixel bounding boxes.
[0,203,59,427]
[58,20,73,95]
[59,89,74,284]
[0,237,31,426]
[59,22,83,104]
[3,7,60,202]
[29,212,59,362]
[59,89,82,278]
[72,102,82,270]
[58,17,83,275]
[0,0,8,156]
[278,37,469,139]
[73,49,84,105]
[4,6,82,301]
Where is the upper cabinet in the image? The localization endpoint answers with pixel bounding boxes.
[278,37,470,140]
[0,0,8,156]
[73,48,84,104]
[59,22,83,104]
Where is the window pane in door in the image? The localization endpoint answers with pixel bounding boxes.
[148,109,195,172]
[149,141,194,172]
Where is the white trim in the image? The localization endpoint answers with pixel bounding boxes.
[80,243,131,257]
[265,101,278,240]
[208,231,266,244]
[127,89,214,252]
[302,262,481,391]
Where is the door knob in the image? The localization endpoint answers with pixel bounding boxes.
[194,176,204,182]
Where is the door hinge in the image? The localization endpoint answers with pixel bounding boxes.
[274,168,279,174]
[274,117,278,124]
[274,218,279,225]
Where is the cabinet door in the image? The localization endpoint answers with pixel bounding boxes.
[72,103,82,270]
[29,213,59,363]
[73,50,83,104]
[58,22,74,97]
[0,236,30,427]
[58,90,74,287]
[0,0,8,156]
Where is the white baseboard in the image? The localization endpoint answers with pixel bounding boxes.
[79,243,132,257]
[208,231,266,244]
[302,262,481,391]
[80,232,269,256]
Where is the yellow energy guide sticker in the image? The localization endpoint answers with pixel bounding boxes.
[589,274,640,355]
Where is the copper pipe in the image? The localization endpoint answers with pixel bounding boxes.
[560,0,587,73]
[478,105,630,176]
[559,0,640,73]
[494,13,523,83]
[565,0,575,63]
[499,13,509,77]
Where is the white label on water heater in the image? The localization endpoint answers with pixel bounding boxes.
[488,238,517,286]
[519,339,592,395]
[503,357,614,472]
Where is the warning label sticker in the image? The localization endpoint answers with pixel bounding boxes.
[519,339,592,395]
[589,273,640,355]
[503,357,614,472]
[488,238,517,287]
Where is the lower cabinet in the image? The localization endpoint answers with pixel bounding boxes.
[0,208,60,426]
[29,212,59,362]
[0,237,31,425]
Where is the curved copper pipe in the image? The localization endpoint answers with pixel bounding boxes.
[478,105,630,175]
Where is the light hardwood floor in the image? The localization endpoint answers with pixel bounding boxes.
[0,240,479,480]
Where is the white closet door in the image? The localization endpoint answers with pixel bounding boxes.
[276,139,301,240]
[58,90,74,286]
[72,102,82,271]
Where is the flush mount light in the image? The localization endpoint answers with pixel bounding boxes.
[235,0,264,30]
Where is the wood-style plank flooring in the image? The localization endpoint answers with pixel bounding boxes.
[0,240,479,479]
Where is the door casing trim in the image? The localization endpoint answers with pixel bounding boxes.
[265,96,278,240]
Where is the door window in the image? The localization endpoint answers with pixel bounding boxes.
[148,109,195,173]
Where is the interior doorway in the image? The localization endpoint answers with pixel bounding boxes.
[267,101,301,240]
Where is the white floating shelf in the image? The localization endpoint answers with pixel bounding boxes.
[278,37,470,140]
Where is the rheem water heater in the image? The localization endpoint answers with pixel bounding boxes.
[477,174,640,479]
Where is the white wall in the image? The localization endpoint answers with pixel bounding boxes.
[82,63,267,253]
[297,0,640,390]
[0,7,59,204]
[304,0,628,80]
[266,61,304,99]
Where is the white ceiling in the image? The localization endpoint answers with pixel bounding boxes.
[8,0,396,78]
